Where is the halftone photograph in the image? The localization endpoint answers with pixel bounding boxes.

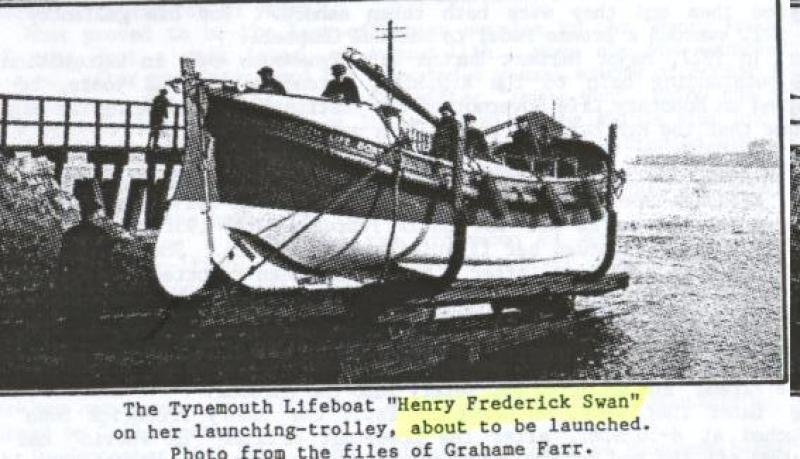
[0,0,783,390]
[790,1,800,394]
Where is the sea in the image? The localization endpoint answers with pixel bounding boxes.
[517,164,784,381]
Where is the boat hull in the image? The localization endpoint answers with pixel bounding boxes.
[154,94,613,296]
[155,200,608,295]
[207,95,609,229]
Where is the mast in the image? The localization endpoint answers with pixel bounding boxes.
[375,20,406,83]
[342,48,438,127]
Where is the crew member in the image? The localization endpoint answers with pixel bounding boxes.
[322,64,360,103]
[254,66,286,95]
[507,117,536,170]
[147,89,170,150]
[511,118,535,154]
[58,182,115,309]
[430,101,460,162]
[463,113,491,161]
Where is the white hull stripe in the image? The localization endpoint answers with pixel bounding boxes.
[155,200,608,295]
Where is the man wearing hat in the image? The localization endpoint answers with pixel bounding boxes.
[254,66,286,95]
[508,117,537,170]
[430,102,461,161]
[147,89,170,150]
[322,63,360,103]
[57,180,116,308]
[464,113,491,161]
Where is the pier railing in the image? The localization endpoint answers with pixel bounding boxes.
[0,93,184,151]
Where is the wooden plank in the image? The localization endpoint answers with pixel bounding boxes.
[37,99,44,147]
[124,103,132,149]
[0,145,177,154]
[1,96,7,149]
[404,272,629,307]
[0,92,180,108]
[64,100,70,146]
[95,101,101,147]
[0,120,158,129]
[172,105,180,149]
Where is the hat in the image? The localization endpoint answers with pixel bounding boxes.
[439,101,455,115]
[257,66,274,76]
[463,113,476,122]
[74,184,103,216]
[331,63,347,75]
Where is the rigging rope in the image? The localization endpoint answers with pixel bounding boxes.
[232,63,466,287]
[345,60,382,107]
[381,148,403,281]
[187,77,216,264]
[235,145,397,284]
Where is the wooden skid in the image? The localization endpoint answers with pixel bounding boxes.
[405,272,629,307]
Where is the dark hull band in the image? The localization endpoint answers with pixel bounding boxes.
[207,96,609,228]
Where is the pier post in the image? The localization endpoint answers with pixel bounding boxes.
[109,162,124,220]
[43,147,67,185]
[124,103,132,150]
[60,152,93,194]
[89,150,126,219]
[165,163,182,201]
[1,96,7,150]
[94,101,101,147]
[172,105,180,150]
[145,150,156,229]
[0,92,185,229]
[37,99,44,147]
[94,158,103,182]
[64,100,70,148]
[112,152,148,228]
[112,167,131,225]
[149,163,169,228]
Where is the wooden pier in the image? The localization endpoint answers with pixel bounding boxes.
[0,93,185,230]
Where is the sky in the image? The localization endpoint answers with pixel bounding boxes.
[0,0,781,160]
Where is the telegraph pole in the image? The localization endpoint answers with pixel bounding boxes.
[375,20,406,83]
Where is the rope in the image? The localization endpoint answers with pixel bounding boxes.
[309,181,386,270]
[370,102,428,281]
[235,146,395,284]
[381,150,403,281]
[613,168,627,198]
[232,74,457,286]
[373,102,466,285]
[188,78,216,263]
[437,129,467,284]
[345,60,382,106]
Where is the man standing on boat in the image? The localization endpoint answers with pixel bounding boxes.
[322,63,360,103]
[430,102,461,162]
[507,117,537,170]
[464,113,492,162]
[147,89,170,150]
[251,66,286,95]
